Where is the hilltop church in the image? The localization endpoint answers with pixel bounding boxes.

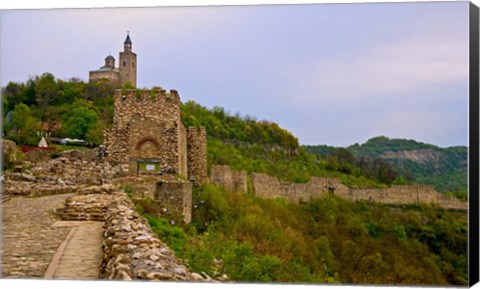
[89,33,137,87]
[93,33,208,186]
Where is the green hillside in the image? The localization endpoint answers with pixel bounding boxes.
[305,136,467,196]
[133,185,468,285]
[3,74,469,285]
[181,101,391,188]
[350,136,467,194]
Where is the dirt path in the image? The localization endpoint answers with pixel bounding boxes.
[1,194,73,278]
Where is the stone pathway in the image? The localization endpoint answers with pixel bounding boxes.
[45,221,104,279]
[1,194,104,280]
[1,194,73,278]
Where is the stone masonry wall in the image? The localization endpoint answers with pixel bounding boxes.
[61,185,211,282]
[251,173,349,203]
[210,165,248,193]
[178,123,188,178]
[89,70,119,84]
[187,127,208,185]
[155,181,193,224]
[105,89,186,176]
[101,195,211,281]
[248,172,466,210]
[349,185,466,209]
[30,156,122,184]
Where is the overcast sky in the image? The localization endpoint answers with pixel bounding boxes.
[0,2,470,147]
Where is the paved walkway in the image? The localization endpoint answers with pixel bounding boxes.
[45,221,104,279]
[1,194,104,279]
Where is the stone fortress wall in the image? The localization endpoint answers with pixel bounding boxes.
[210,165,467,210]
[104,88,207,185]
[210,165,248,193]
[187,127,208,184]
[104,89,184,174]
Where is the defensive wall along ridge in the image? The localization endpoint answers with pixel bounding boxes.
[210,165,467,210]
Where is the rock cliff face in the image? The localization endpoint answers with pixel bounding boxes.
[381,149,442,166]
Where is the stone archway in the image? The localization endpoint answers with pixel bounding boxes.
[135,136,161,151]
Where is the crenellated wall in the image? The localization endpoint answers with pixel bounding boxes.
[105,89,184,175]
[104,89,207,183]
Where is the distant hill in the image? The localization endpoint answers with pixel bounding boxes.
[306,136,467,193]
[348,136,467,193]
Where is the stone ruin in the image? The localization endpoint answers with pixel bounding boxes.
[104,88,207,185]
[2,136,213,281]
[209,165,467,210]
[2,86,208,225]
[59,185,215,281]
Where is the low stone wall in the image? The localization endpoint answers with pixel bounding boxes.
[111,175,176,199]
[210,165,248,193]
[102,196,210,281]
[62,186,119,221]
[31,157,123,184]
[59,149,98,161]
[2,179,81,198]
[60,185,212,282]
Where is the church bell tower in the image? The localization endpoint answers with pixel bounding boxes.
[119,32,137,87]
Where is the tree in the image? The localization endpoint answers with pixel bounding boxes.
[9,103,39,145]
[2,81,26,112]
[86,121,104,145]
[62,104,99,140]
[34,73,59,120]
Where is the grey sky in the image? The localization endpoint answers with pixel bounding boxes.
[0,2,469,147]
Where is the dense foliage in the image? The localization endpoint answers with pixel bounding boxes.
[181,101,299,152]
[2,73,115,145]
[348,136,438,155]
[181,101,400,188]
[133,185,467,285]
